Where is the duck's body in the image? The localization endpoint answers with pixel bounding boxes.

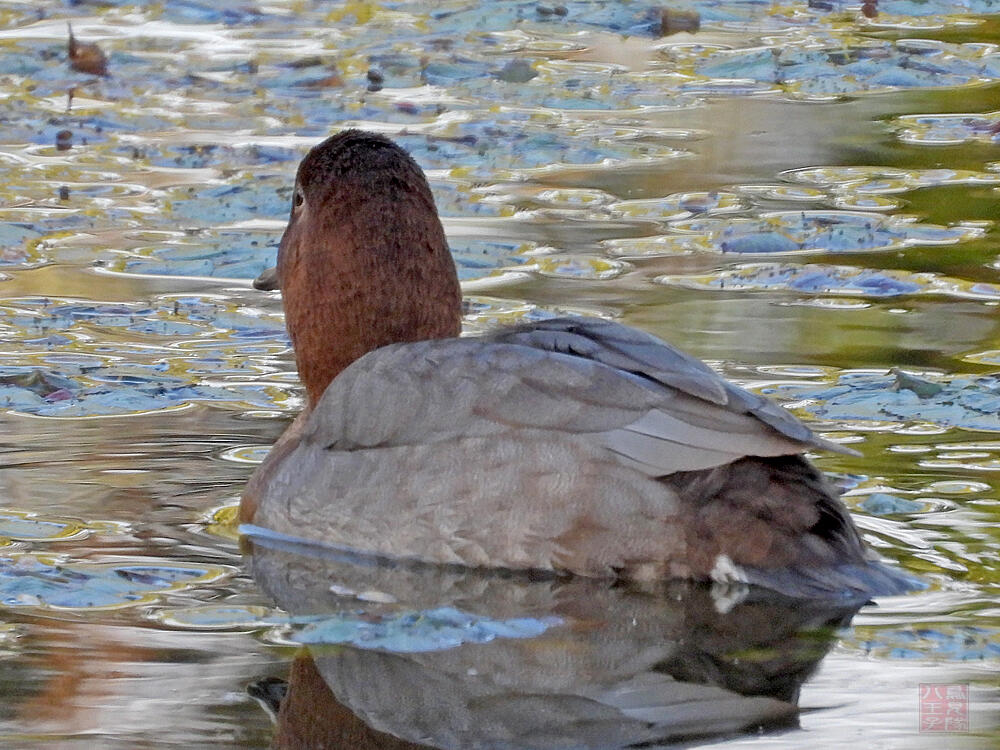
[242,130,916,599]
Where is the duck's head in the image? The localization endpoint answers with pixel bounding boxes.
[256,130,462,405]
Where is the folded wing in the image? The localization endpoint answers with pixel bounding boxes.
[303,316,850,476]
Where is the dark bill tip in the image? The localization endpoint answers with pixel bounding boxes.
[253,266,280,291]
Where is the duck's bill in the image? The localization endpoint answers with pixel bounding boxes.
[253,266,280,291]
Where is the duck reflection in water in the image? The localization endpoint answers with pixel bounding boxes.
[246,537,868,749]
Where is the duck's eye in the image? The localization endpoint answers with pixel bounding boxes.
[293,190,305,209]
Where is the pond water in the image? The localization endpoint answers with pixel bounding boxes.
[0,0,998,747]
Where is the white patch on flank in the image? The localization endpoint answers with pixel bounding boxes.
[709,554,750,614]
[709,554,748,584]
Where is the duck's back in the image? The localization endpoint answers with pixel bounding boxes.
[248,317,914,598]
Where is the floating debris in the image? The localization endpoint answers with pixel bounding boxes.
[0,554,230,611]
[0,295,296,416]
[893,111,1000,145]
[767,371,1000,431]
[494,59,539,83]
[782,165,1000,192]
[296,70,344,89]
[537,4,569,17]
[845,625,1000,662]
[531,254,630,280]
[67,23,108,77]
[275,606,560,653]
[657,262,1000,300]
[890,367,944,398]
[54,130,73,151]
[658,7,700,35]
[858,493,926,515]
[366,67,384,91]
[152,604,283,630]
[610,191,747,223]
[0,508,106,544]
[691,36,1000,98]
[607,211,981,258]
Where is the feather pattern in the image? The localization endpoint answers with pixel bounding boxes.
[305,317,852,467]
[252,316,915,596]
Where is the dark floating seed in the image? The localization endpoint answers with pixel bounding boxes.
[494,58,537,83]
[366,68,384,84]
[537,4,569,17]
[285,56,323,69]
[55,129,73,150]
[58,186,70,201]
[659,8,700,35]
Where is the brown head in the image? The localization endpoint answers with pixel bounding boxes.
[257,130,462,405]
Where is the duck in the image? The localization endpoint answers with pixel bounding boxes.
[240,129,918,600]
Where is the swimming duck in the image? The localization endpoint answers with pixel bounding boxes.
[240,129,916,599]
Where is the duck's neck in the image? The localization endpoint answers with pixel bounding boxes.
[282,195,462,407]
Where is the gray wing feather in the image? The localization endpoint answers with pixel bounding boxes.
[489,317,730,405]
[600,427,745,475]
[303,316,853,478]
[490,317,835,448]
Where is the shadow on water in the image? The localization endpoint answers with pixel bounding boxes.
[246,537,863,749]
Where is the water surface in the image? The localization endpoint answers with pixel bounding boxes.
[0,0,998,747]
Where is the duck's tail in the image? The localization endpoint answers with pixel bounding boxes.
[739,557,925,602]
[664,454,925,601]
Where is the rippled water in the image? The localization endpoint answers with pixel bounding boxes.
[0,0,998,747]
